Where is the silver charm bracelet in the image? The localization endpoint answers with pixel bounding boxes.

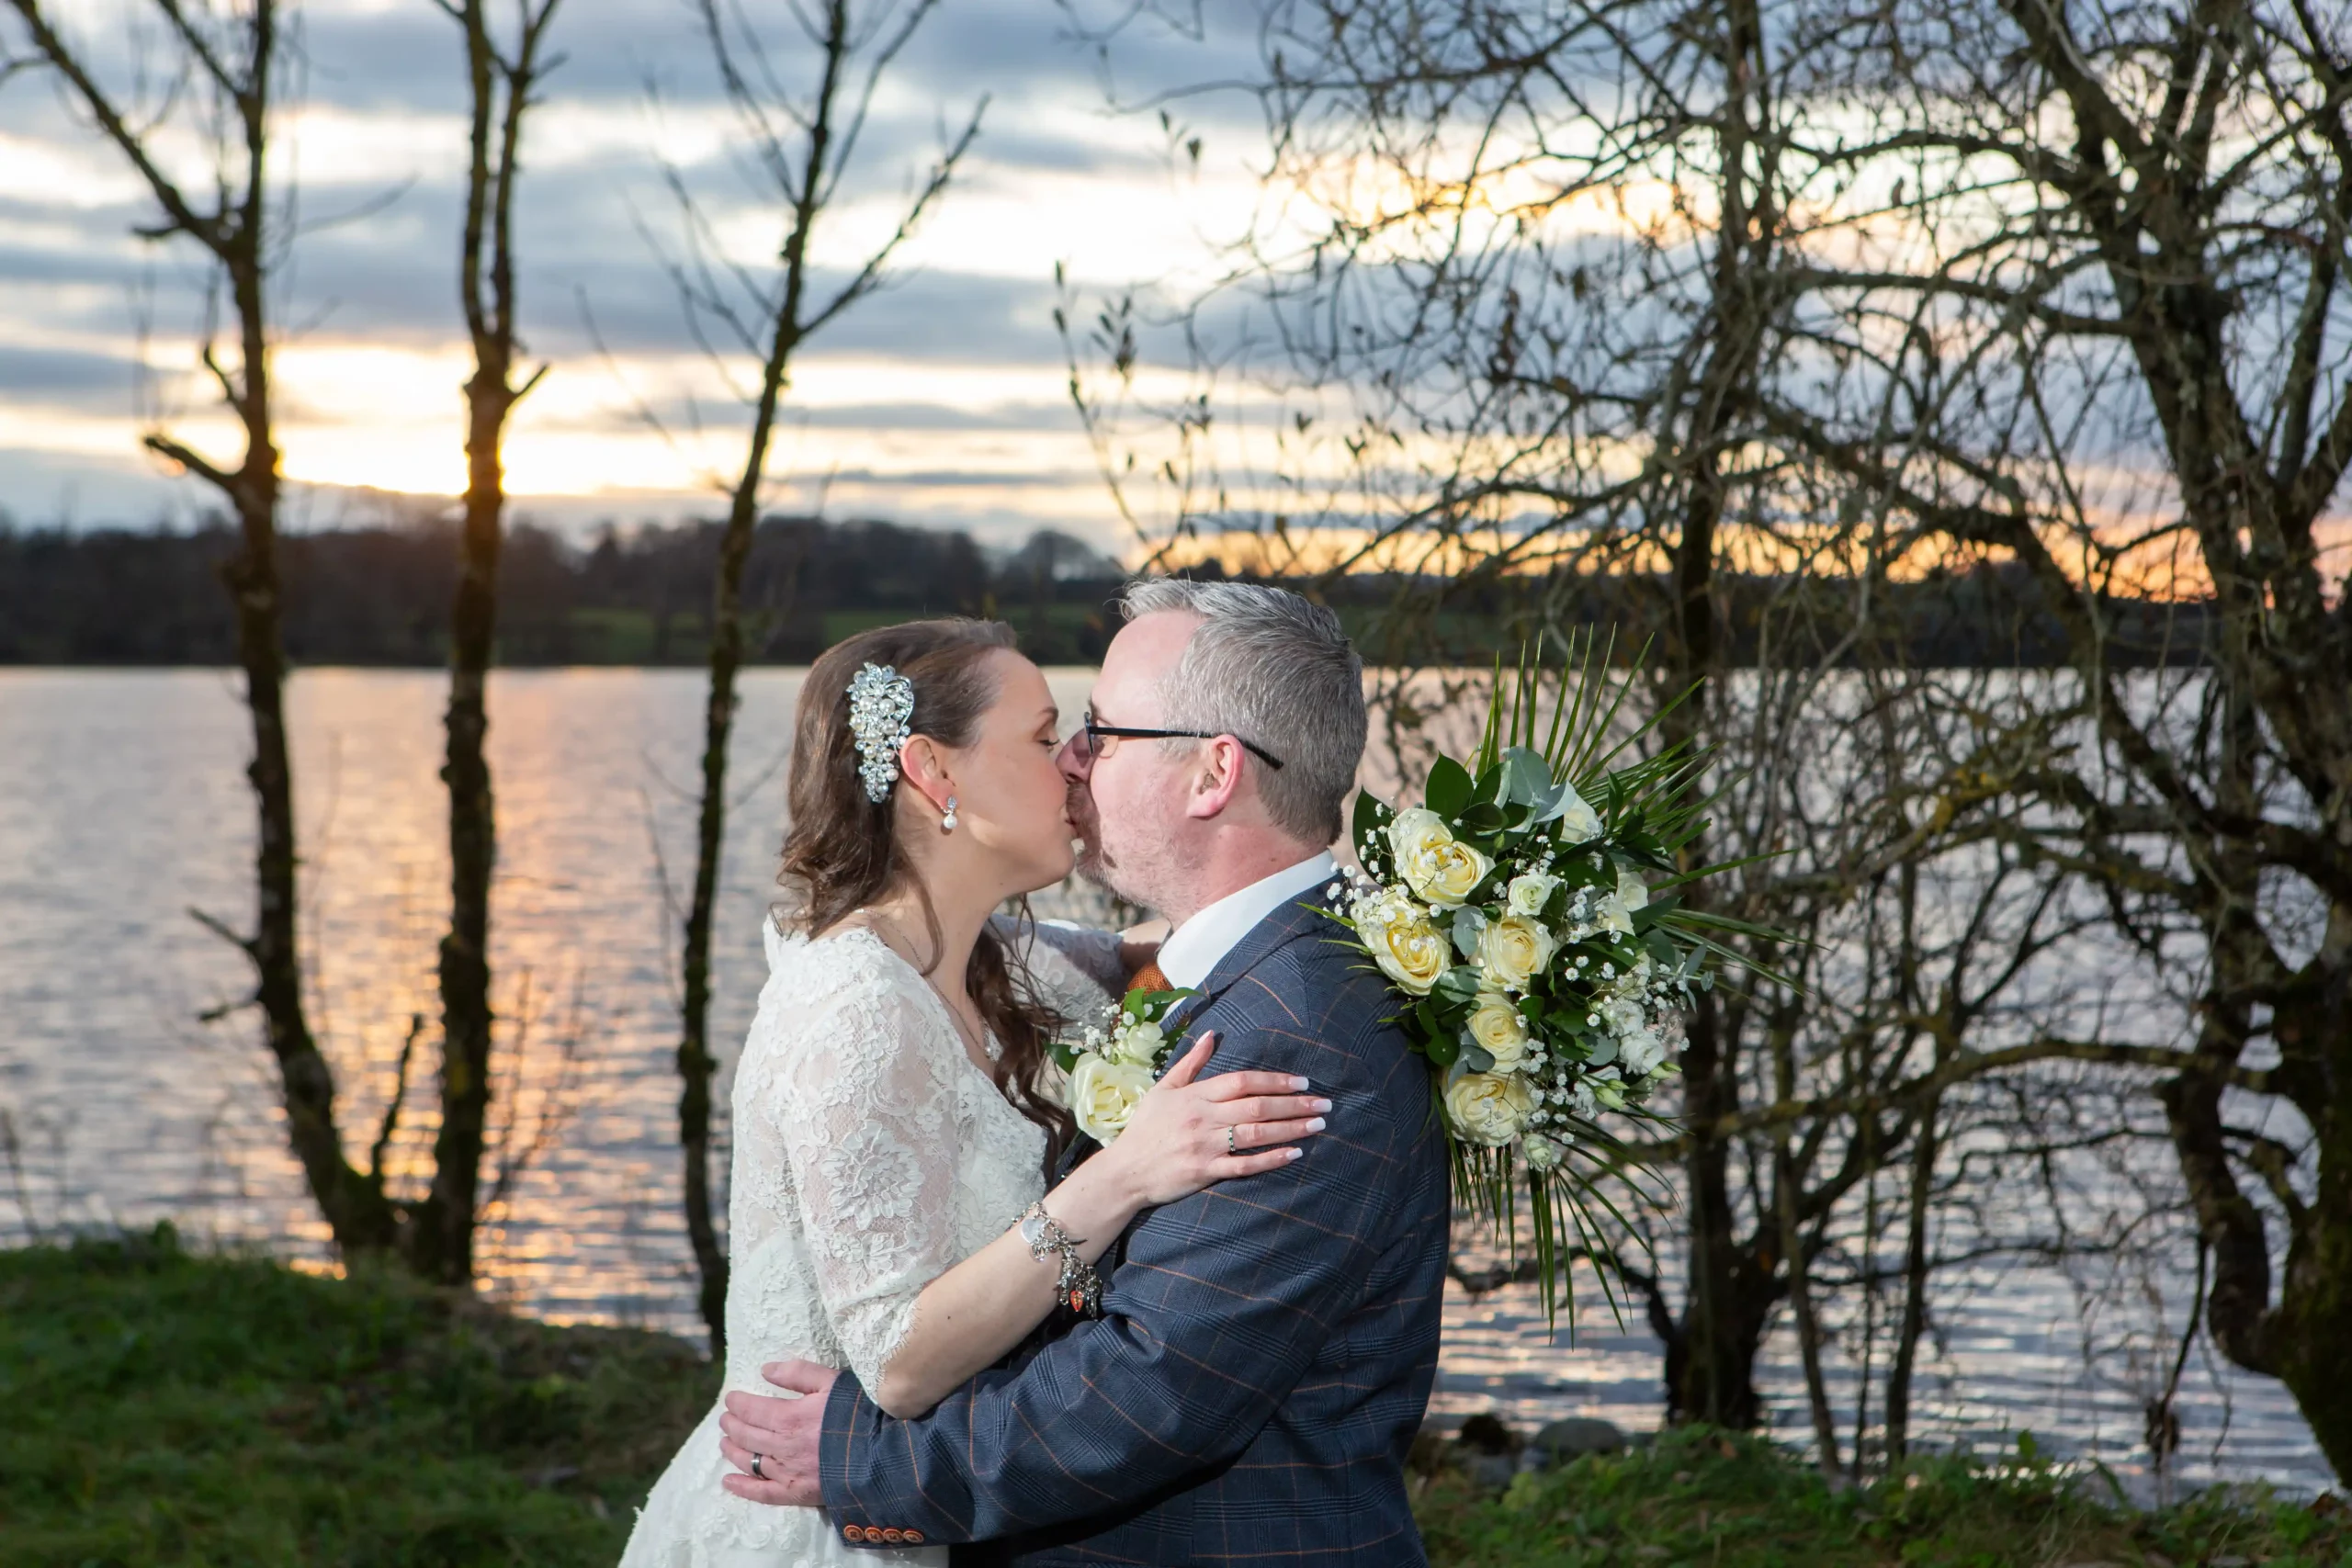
[1018,1200,1102,1317]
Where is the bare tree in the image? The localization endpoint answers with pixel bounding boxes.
[1,0,404,1258]
[413,0,563,1287]
[1056,0,2176,1454]
[657,0,981,1352]
[1760,0,2352,1475]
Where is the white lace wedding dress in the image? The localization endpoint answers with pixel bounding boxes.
[620,917,1118,1568]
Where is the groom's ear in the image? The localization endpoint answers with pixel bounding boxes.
[1183,736,1250,821]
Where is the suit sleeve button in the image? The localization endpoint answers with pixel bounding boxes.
[842,1525,862,1541]
[880,1529,904,1542]
[904,1530,925,1545]
[865,1527,888,1542]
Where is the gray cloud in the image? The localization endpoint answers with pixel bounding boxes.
[0,0,1272,535]
[0,344,148,409]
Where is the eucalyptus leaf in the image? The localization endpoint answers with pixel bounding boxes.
[1457,1033,1497,1074]
[1452,907,1488,961]
[1498,746,1554,807]
[1433,964,1483,1004]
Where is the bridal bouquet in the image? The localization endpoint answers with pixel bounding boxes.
[1330,644,1760,1321]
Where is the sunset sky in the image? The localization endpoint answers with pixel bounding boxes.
[0,0,1270,551]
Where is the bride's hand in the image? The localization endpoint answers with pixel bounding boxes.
[1101,1033,1331,1206]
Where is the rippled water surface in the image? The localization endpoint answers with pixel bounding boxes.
[0,669,2328,1495]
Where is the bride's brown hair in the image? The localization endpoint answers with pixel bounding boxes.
[777,618,1074,1170]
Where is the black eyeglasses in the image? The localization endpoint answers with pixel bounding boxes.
[1078,710,1284,770]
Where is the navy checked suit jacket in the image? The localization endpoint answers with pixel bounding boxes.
[817,891,1453,1565]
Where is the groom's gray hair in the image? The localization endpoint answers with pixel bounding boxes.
[1119,578,1366,844]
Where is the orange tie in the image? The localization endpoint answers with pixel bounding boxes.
[1128,959,1171,996]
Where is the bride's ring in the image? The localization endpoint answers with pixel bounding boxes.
[751,1452,766,1480]
[1226,1125,1237,1156]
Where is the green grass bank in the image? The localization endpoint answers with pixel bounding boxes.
[3,1231,2341,1567]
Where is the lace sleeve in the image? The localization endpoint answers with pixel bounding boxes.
[760,971,971,1394]
[990,915,1123,1026]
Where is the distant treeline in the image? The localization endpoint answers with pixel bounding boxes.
[0,514,2218,668]
[0,515,1131,666]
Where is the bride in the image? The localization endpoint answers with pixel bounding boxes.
[622,618,1330,1567]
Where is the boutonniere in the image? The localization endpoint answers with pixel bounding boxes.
[1051,982,1196,1143]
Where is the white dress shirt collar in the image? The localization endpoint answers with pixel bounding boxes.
[1156,852,1338,991]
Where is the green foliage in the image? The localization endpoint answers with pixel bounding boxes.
[1415,1425,2350,1568]
[0,1226,714,1567]
[6,1243,2337,1567]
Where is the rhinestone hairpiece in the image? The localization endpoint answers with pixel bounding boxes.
[846,662,916,803]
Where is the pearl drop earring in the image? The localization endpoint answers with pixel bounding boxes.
[941,795,959,832]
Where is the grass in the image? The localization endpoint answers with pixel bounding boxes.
[3,1231,2341,1566]
[1415,1426,2350,1567]
[0,1225,714,1566]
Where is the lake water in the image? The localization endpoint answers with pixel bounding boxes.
[0,668,2330,1496]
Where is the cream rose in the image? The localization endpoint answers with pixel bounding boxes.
[1506,869,1563,919]
[1069,1054,1155,1143]
[1466,988,1532,1073]
[1553,784,1602,845]
[1387,807,1494,908]
[1523,1132,1569,1173]
[1103,1018,1166,1067]
[1477,912,1556,993]
[1444,1071,1535,1147]
[1355,887,1451,995]
[1616,867,1650,912]
[1594,892,1636,938]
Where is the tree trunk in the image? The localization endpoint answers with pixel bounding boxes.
[676,469,769,1356]
[225,398,401,1258]
[3,0,405,1260]
[1883,1092,1939,1462]
[1669,991,1783,1427]
[423,365,511,1285]
[416,0,559,1285]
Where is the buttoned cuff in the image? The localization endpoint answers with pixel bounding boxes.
[818,1368,936,1550]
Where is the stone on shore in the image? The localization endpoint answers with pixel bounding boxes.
[1532,1416,1628,1462]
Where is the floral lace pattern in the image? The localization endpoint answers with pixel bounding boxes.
[621,919,1104,1568]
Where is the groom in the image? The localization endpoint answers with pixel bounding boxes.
[719,579,1453,1563]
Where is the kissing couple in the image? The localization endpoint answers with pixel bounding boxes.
[622,580,1453,1567]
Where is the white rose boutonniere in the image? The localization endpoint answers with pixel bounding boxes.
[1477,911,1556,993]
[1069,1054,1155,1143]
[1103,1017,1166,1067]
[1444,1071,1534,1147]
[1051,980,1195,1144]
[1388,807,1494,908]
[1355,886,1451,995]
